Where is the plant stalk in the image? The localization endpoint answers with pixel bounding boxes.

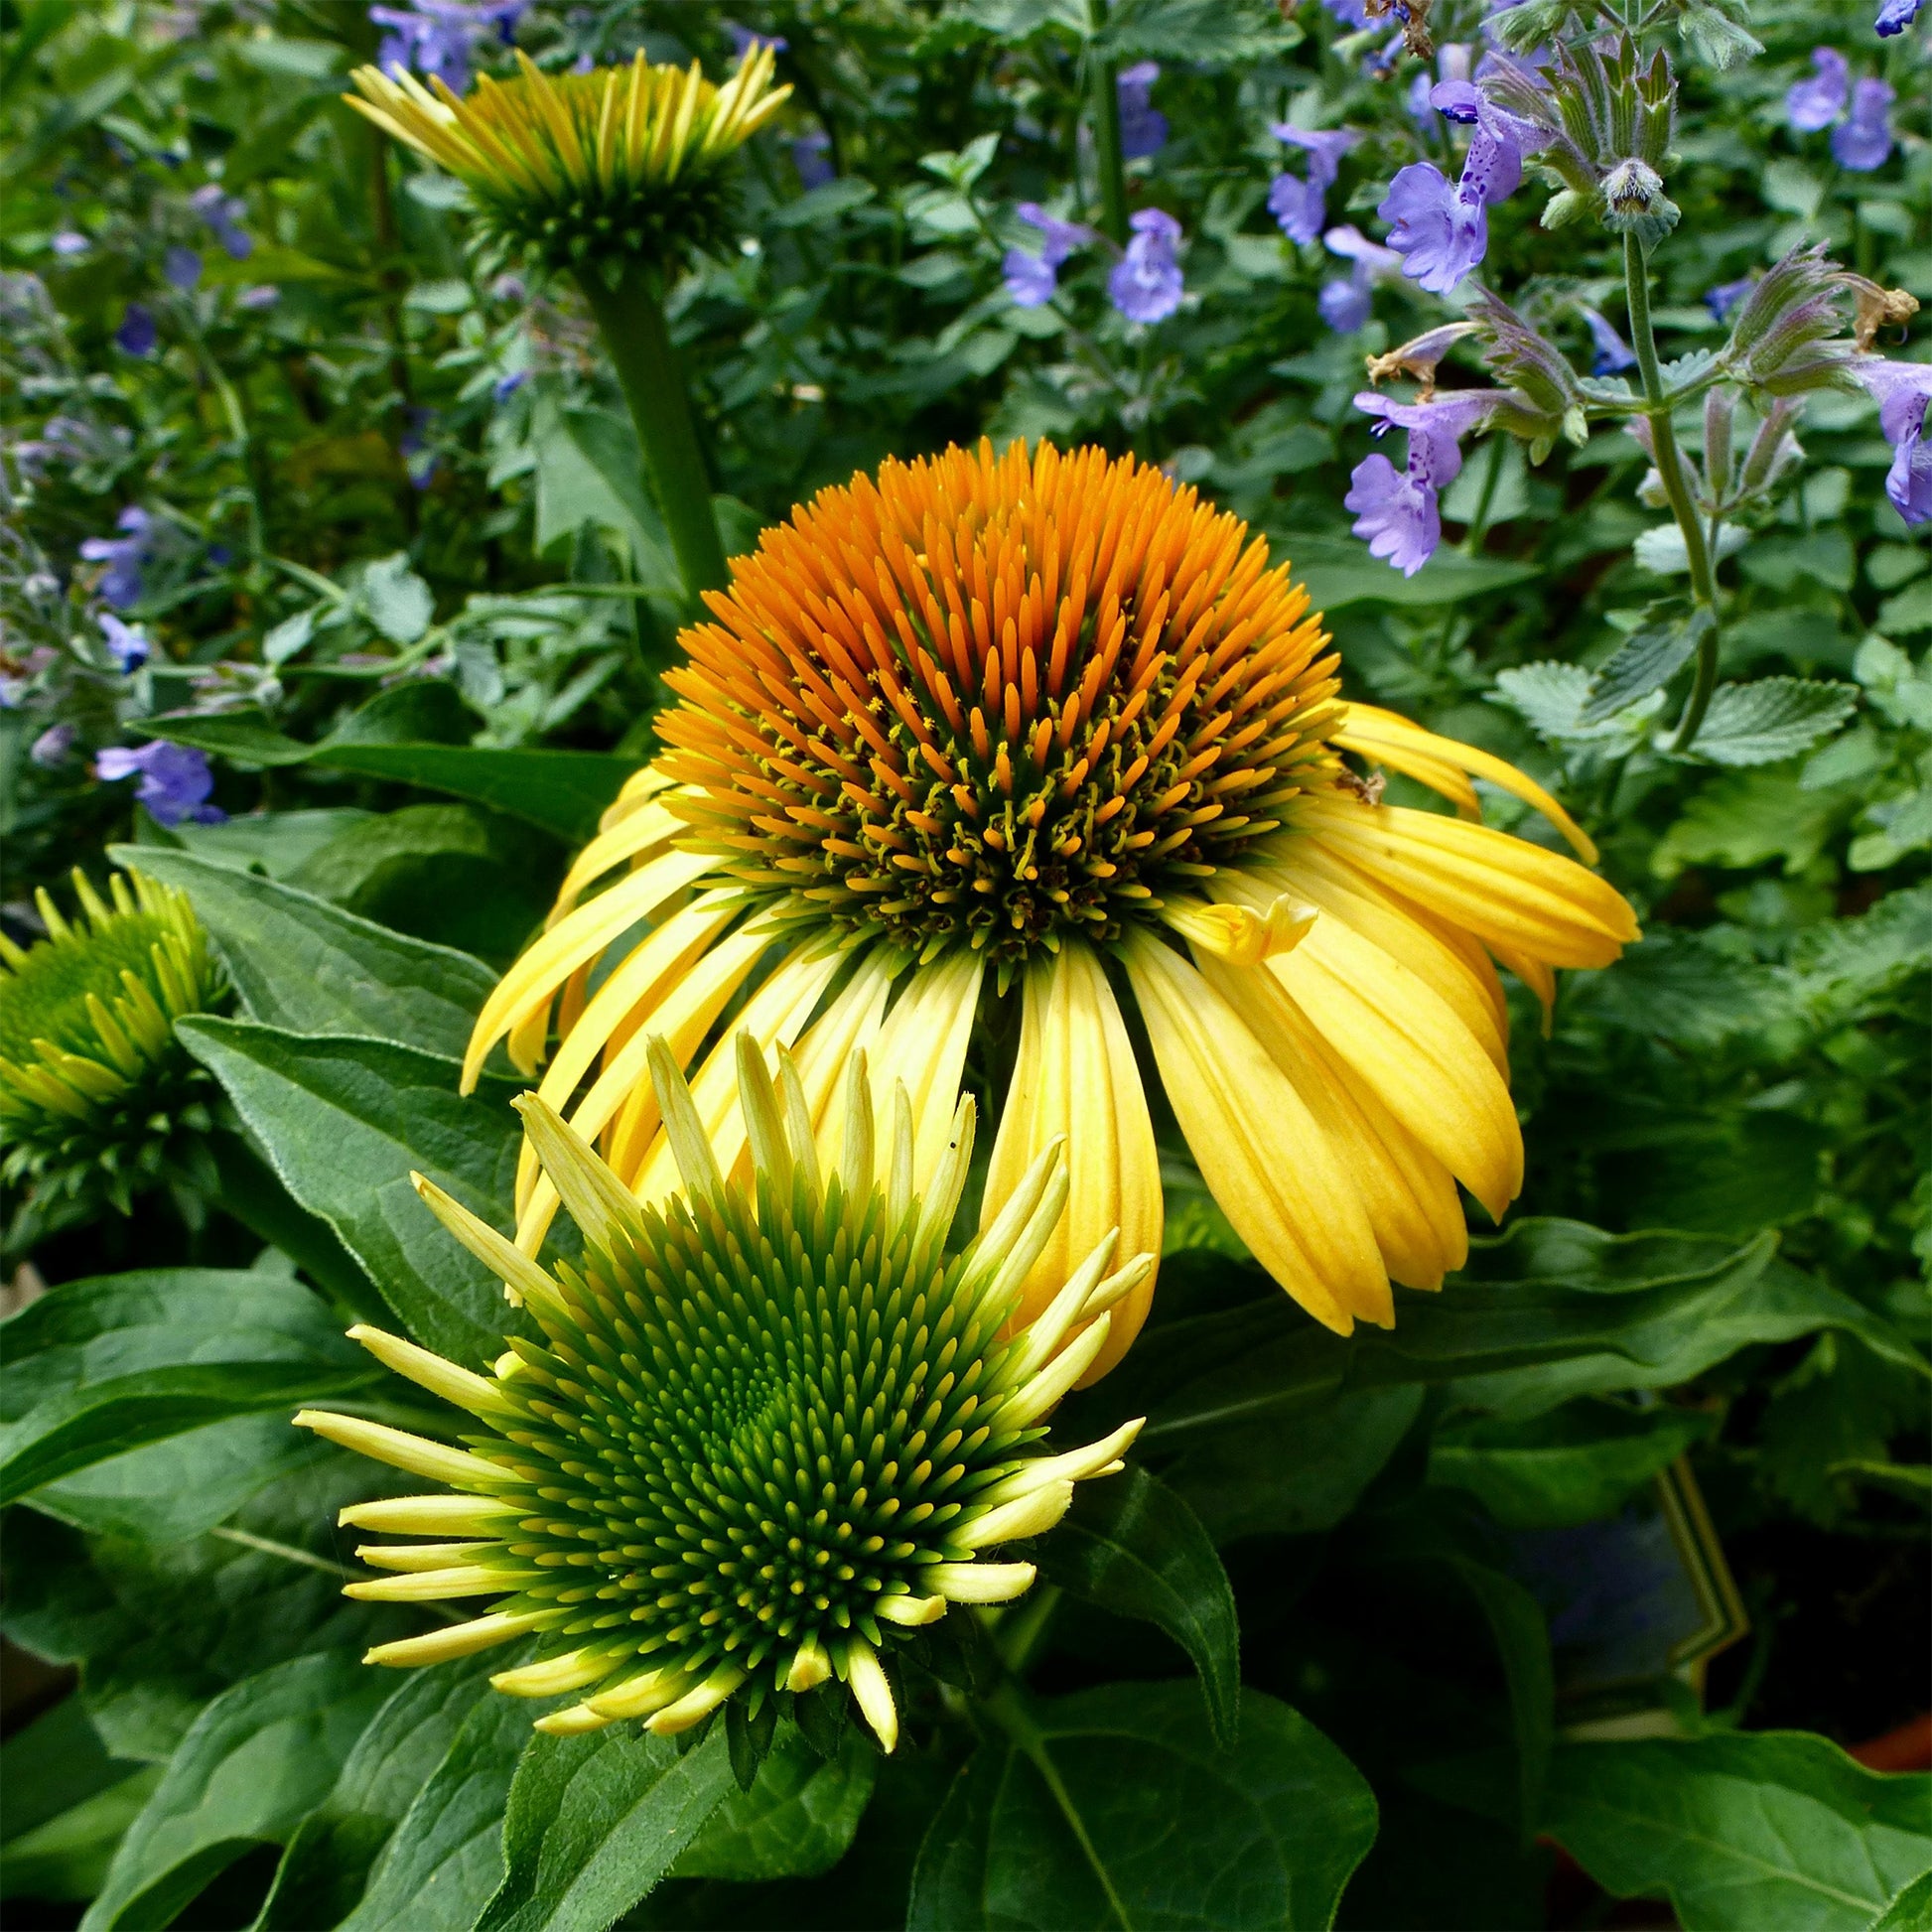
[1085,0,1129,247]
[577,260,731,605]
[1624,232,1721,754]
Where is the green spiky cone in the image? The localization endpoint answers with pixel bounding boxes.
[0,869,225,1222]
[298,1032,1152,1753]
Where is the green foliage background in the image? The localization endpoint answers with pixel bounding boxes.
[0,0,1927,1925]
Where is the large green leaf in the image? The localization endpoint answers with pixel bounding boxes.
[0,1269,374,1507]
[908,1684,1376,1930]
[254,1656,499,1931]
[1288,533,1540,613]
[176,1019,527,1365]
[475,1725,738,1932]
[1542,1731,1932,1931]
[1036,1467,1241,1748]
[670,1723,878,1882]
[112,845,495,1058]
[80,1650,387,1932]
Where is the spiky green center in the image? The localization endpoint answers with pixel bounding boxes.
[467,1171,1036,1690]
[0,910,178,1063]
[479,175,734,275]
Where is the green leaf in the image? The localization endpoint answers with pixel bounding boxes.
[670,1723,878,1881]
[1094,0,1297,64]
[1292,534,1539,613]
[1871,1867,1932,1932]
[337,1687,531,1932]
[1,1696,136,1850]
[1036,1467,1242,1748]
[80,1650,387,1932]
[311,743,637,844]
[908,1684,1376,1930]
[1582,606,1711,724]
[1494,660,1661,744]
[1430,1400,1715,1528]
[531,403,679,591]
[0,1269,374,1507]
[1542,1731,1932,1931]
[1440,1561,1553,1837]
[145,807,376,878]
[358,553,435,644]
[0,1767,164,1906]
[110,845,495,1058]
[1692,677,1861,767]
[176,1019,527,1365]
[255,1656,500,1931]
[475,1725,737,1932]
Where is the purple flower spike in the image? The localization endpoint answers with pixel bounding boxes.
[1432,79,1483,123]
[1005,204,1092,308]
[116,303,157,356]
[1108,207,1183,325]
[79,507,154,609]
[1268,125,1362,246]
[95,741,224,827]
[1705,277,1755,323]
[1270,124,1362,193]
[1580,307,1636,375]
[51,230,89,258]
[1268,174,1326,246]
[164,246,203,290]
[1379,162,1487,295]
[793,130,833,190]
[1320,275,1374,334]
[99,613,150,672]
[1832,77,1894,170]
[1346,456,1440,576]
[1785,48,1849,131]
[1117,62,1167,160]
[1851,357,1932,525]
[1319,224,1401,334]
[1875,0,1921,35]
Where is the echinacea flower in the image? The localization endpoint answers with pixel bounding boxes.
[345,43,790,275]
[1785,47,1849,131]
[464,441,1637,1369]
[297,1036,1150,1749]
[0,870,224,1214]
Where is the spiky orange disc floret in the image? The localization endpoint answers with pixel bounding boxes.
[656,439,1345,974]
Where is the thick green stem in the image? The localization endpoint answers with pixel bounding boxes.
[578,261,730,605]
[1624,233,1721,754]
[1085,0,1129,247]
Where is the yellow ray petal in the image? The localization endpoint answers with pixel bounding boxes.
[865,949,986,1193]
[1119,929,1386,1332]
[980,939,1162,1379]
[547,789,684,924]
[787,947,897,1161]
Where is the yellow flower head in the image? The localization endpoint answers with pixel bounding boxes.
[466,441,1639,1376]
[298,1034,1148,1752]
[345,45,790,273]
[0,869,223,1214]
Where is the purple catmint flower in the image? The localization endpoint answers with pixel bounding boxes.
[191,184,253,260]
[792,130,833,190]
[164,246,203,290]
[1705,277,1755,322]
[1004,203,1092,309]
[1108,207,1184,325]
[1320,0,1371,25]
[1785,48,1849,131]
[1875,0,1921,35]
[1432,79,1483,122]
[1580,307,1636,375]
[1346,389,1503,574]
[492,369,528,402]
[1379,163,1487,295]
[51,230,89,257]
[724,21,787,59]
[1319,225,1402,335]
[79,507,154,609]
[371,0,524,91]
[116,303,157,355]
[99,613,151,671]
[1117,62,1167,160]
[400,407,439,488]
[1267,124,1361,246]
[30,724,75,767]
[490,272,526,304]
[95,741,225,827]
[1851,357,1932,525]
[237,284,280,309]
[1832,78,1894,170]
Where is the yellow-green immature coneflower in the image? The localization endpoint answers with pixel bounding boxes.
[296,1033,1149,1752]
[345,45,790,601]
[0,869,224,1215]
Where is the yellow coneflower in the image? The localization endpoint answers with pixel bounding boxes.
[298,1034,1148,1751]
[464,440,1637,1376]
[345,45,790,276]
[0,869,224,1217]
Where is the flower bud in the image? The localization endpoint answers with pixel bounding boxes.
[1740,398,1804,496]
[1704,389,1734,499]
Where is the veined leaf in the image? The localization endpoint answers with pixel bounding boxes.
[1690,677,1860,767]
[1582,606,1711,723]
[670,1723,877,1881]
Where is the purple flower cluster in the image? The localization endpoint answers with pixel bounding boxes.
[190,184,252,260]
[1345,390,1502,575]
[1318,225,1402,334]
[99,614,150,672]
[51,230,89,258]
[1108,207,1184,325]
[370,0,525,92]
[1003,204,1093,309]
[1267,124,1362,247]
[1785,48,1895,170]
[164,245,203,291]
[96,742,224,828]
[1117,63,1167,161]
[1379,88,1536,295]
[1852,357,1932,526]
[80,507,155,609]
[1874,0,1922,35]
[1579,307,1636,376]
[116,303,157,356]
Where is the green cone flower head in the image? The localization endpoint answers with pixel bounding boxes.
[0,869,223,1214]
[298,1033,1150,1752]
[345,45,790,277]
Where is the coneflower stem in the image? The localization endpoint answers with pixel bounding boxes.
[578,262,731,604]
[1624,233,1722,755]
[1085,0,1129,247]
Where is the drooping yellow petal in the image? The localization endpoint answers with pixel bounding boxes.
[1119,928,1387,1332]
[864,950,986,1193]
[980,939,1162,1377]
[546,791,684,924]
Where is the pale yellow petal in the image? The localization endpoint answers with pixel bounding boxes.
[547,794,684,925]
[865,949,985,1193]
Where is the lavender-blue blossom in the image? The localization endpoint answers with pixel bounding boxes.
[492,369,528,402]
[370,0,525,92]
[1831,77,1894,170]
[116,303,157,355]
[1267,124,1361,246]
[1004,203,1092,308]
[1875,0,1921,35]
[237,284,280,309]
[1319,225,1402,335]
[1108,207,1183,325]
[79,508,154,609]
[1852,357,1932,525]
[191,183,253,260]
[1580,307,1636,375]
[29,724,74,767]
[1319,0,1371,26]
[1379,163,1487,295]
[1705,277,1755,322]
[1785,47,1849,131]
[792,130,833,190]
[100,613,150,672]
[400,407,439,488]
[1347,389,1502,574]
[164,246,203,290]
[724,21,787,58]
[1117,62,1167,160]
[51,230,89,257]
[95,741,225,827]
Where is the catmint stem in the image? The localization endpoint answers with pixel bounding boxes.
[1085,0,1129,247]
[1461,434,1507,553]
[1625,233,1721,754]
[577,260,730,606]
